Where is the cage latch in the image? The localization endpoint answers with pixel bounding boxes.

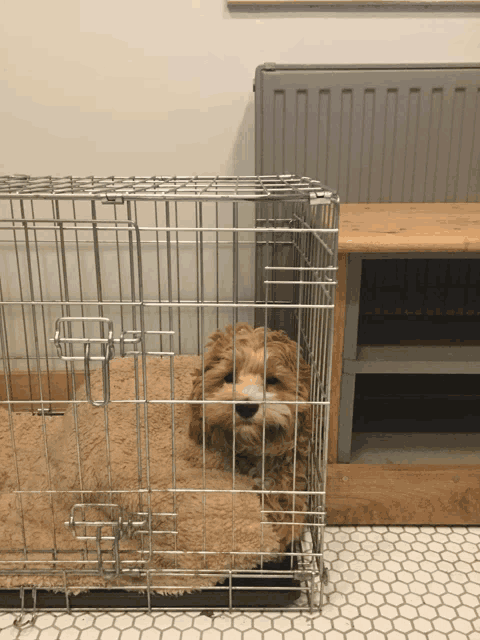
[52,316,115,407]
[66,503,147,579]
[51,317,145,406]
[102,194,124,205]
[310,191,333,205]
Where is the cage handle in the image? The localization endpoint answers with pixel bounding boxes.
[84,341,112,407]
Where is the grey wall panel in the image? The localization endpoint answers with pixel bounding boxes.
[255,64,480,203]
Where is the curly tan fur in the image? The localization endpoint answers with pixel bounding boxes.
[189,323,312,547]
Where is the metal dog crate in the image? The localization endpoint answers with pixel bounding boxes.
[0,174,339,614]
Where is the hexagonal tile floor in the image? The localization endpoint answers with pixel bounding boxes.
[1,525,479,640]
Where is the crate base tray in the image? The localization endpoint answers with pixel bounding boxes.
[0,553,304,610]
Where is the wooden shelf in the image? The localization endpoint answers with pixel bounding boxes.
[338,202,480,253]
[345,345,480,374]
[328,213,480,522]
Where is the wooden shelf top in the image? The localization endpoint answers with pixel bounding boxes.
[338,203,480,253]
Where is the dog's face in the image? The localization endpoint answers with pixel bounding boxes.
[189,323,311,458]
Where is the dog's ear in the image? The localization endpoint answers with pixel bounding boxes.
[266,331,311,398]
[189,326,229,445]
[265,330,304,363]
[198,328,228,375]
[298,402,313,442]
[297,355,311,401]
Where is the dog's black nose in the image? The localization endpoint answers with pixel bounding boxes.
[235,403,259,419]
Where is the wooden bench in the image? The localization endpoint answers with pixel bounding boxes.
[327,202,480,525]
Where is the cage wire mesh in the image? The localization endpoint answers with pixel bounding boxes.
[0,175,339,614]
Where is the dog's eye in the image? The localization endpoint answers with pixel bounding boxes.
[224,372,234,383]
[266,377,279,385]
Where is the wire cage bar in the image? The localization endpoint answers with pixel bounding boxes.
[0,174,335,202]
[0,175,339,614]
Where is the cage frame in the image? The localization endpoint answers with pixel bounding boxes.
[0,174,339,614]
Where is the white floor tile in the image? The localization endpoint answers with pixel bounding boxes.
[1,525,479,639]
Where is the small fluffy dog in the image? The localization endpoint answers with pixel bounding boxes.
[189,323,311,544]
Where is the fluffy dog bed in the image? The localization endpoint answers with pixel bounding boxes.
[0,355,301,596]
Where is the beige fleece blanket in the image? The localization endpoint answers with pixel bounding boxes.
[0,356,290,596]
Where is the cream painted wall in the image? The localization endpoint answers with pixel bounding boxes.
[1,0,479,177]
